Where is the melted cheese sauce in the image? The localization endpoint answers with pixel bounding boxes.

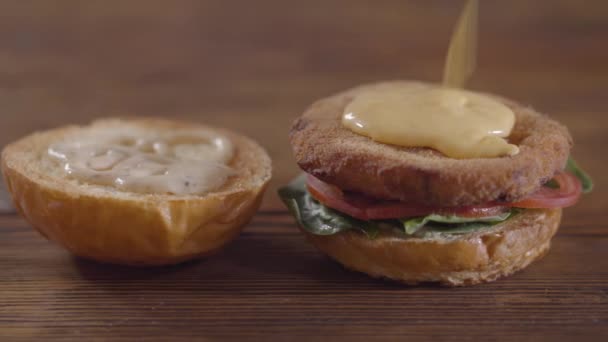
[48,129,235,195]
[342,83,519,158]
[341,0,518,159]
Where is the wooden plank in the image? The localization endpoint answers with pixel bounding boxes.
[0,215,607,340]
[0,0,607,340]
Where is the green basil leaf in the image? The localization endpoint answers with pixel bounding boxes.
[566,157,594,194]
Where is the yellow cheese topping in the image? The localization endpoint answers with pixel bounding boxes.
[341,0,518,159]
[48,127,235,195]
[342,83,519,159]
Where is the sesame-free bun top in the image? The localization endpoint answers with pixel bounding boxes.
[290,81,572,206]
[1,118,272,265]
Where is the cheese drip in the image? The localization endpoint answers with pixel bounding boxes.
[443,0,478,88]
[341,0,519,159]
[343,83,519,159]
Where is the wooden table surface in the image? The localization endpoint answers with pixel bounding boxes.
[1,1,607,340]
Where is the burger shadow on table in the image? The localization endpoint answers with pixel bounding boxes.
[72,227,415,293]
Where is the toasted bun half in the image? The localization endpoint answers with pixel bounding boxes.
[290,81,572,206]
[1,118,272,266]
[302,208,561,286]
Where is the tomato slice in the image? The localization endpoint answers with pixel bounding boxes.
[508,172,582,209]
[306,172,583,220]
[306,175,368,220]
[306,175,507,220]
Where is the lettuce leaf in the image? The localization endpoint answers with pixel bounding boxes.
[278,156,592,239]
[278,174,512,239]
[566,158,593,194]
[278,174,379,238]
[401,211,514,235]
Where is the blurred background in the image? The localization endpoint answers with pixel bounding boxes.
[0,0,606,208]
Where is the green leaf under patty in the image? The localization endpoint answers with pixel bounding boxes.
[278,174,379,238]
[278,174,515,239]
[566,157,593,194]
[401,211,514,235]
[278,156,592,239]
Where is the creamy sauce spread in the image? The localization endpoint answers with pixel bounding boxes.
[341,0,519,159]
[48,128,235,195]
[342,83,519,159]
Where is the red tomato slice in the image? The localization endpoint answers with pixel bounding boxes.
[306,175,368,220]
[508,172,581,209]
[306,172,583,220]
[306,175,507,220]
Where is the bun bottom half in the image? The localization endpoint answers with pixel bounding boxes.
[302,208,561,286]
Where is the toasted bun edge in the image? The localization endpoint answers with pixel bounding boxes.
[301,208,561,286]
[1,118,272,265]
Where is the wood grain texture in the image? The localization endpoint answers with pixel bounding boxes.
[0,0,607,340]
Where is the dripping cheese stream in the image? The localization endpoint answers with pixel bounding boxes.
[341,0,519,159]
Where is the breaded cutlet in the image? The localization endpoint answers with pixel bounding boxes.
[290,81,572,207]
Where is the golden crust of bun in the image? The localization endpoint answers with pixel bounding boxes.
[302,208,561,286]
[1,118,272,266]
[290,81,572,206]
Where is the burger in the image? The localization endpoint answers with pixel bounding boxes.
[279,81,592,286]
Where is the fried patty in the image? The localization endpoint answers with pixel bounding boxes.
[290,81,572,206]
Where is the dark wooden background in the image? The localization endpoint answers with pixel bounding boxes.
[0,1,607,340]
